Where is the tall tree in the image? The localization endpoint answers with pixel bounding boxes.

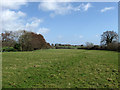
[1,31,16,47]
[101,31,118,46]
[19,31,32,51]
[19,31,51,51]
[1,30,26,47]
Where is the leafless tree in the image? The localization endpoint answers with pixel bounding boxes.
[101,31,118,46]
[85,42,94,49]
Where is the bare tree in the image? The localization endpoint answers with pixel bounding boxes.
[1,31,16,47]
[1,30,26,47]
[85,42,94,49]
[19,31,34,51]
[101,31,118,46]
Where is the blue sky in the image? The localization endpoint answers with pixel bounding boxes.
[1,1,118,45]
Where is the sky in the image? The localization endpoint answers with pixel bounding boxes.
[0,0,118,45]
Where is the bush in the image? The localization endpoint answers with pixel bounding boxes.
[2,47,16,52]
[14,43,21,51]
[107,42,118,51]
[91,45,100,50]
[100,45,107,50]
[118,43,120,52]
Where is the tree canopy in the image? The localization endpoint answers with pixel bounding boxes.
[101,31,118,46]
[1,30,51,51]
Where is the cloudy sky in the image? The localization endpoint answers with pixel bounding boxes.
[0,0,118,45]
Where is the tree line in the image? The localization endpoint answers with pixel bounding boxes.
[0,30,119,52]
[54,31,119,51]
[1,30,51,51]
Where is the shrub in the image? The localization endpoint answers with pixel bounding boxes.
[92,45,100,50]
[2,47,16,52]
[100,45,107,50]
[107,42,118,51]
[118,43,120,52]
[14,43,21,51]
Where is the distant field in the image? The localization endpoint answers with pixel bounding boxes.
[2,49,119,88]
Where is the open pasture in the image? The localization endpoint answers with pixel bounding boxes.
[2,49,119,88]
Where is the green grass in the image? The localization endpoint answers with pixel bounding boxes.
[2,49,119,88]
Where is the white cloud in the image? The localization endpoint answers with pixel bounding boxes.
[25,17,43,31]
[38,2,92,17]
[1,9,26,31]
[101,7,115,12]
[37,27,50,34]
[1,9,49,34]
[0,0,50,34]
[1,0,27,10]
[1,9,26,22]
[81,3,92,11]
[39,2,73,17]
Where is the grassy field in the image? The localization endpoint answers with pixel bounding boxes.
[2,49,119,88]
